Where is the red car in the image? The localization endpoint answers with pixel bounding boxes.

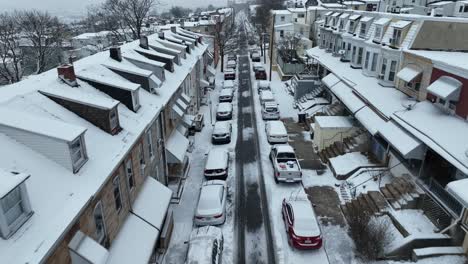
[282,198,322,249]
[224,69,236,80]
[255,67,267,80]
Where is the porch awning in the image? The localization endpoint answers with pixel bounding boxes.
[176,98,188,112]
[181,93,191,105]
[331,82,366,113]
[105,214,159,264]
[166,130,189,163]
[321,73,340,88]
[132,177,172,230]
[378,121,425,160]
[354,107,385,135]
[201,79,210,88]
[397,65,422,83]
[68,231,109,264]
[427,76,462,101]
[172,104,184,119]
[207,66,216,77]
[447,179,468,208]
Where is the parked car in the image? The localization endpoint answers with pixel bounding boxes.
[282,197,322,249]
[251,51,261,61]
[252,62,263,73]
[186,226,224,264]
[216,102,233,121]
[224,69,236,80]
[257,80,271,94]
[259,90,276,104]
[212,121,232,144]
[262,102,280,120]
[227,54,237,62]
[219,88,234,102]
[227,60,236,69]
[222,80,235,90]
[204,148,229,179]
[194,180,228,226]
[255,66,267,80]
[269,144,302,183]
[265,120,288,143]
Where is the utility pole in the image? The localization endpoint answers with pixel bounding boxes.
[263,33,266,64]
[269,14,275,82]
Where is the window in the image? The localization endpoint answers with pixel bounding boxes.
[460,6,463,12]
[380,58,387,78]
[112,176,122,212]
[280,30,284,37]
[349,21,355,32]
[360,23,367,37]
[351,46,356,62]
[125,159,135,191]
[339,20,344,30]
[392,29,402,46]
[357,47,363,65]
[93,201,107,243]
[465,5,468,12]
[146,129,154,159]
[371,53,378,71]
[298,14,305,18]
[110,109,118,130]
[2,187,24,227]
[71,137,85,167]
[389,60,397,81]
[438,97,446,106]
[374,26,382,41]
[280,16,285,21]
[364,51,370,69]
[139,143,145,167]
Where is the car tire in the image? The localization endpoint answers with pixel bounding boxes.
[274,175,279,184]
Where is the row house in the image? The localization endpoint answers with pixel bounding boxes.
[308,10,468,252]
[0,28,208,264]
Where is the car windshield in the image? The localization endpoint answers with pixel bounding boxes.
[277,152,296,159]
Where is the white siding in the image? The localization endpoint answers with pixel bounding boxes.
[0,125,73,171]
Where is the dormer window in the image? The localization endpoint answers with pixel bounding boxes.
[110,109,118,131]
[374,26,382,42]
[360,23,367,38]
[71,136,87,170]
[391,29,402,47]
[0,171,33,239]
[132,90,140,111]
[349,21,355,33]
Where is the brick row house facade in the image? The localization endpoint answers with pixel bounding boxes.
[0,27,209,264]
[308,10,468,252]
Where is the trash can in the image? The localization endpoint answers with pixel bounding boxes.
[298,112,306,124]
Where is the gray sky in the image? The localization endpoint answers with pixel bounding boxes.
[0,0,228,16]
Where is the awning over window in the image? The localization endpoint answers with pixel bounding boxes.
[397,65,422,83]
[207,66,216,77]
[427,76,462,101]
[166,130,189,163]
[132,177,172,230]
[69,231,109,264]
[105,214,159,264]
[378,121,425,160]
[172,104,184,119]
[176,98,188,112]
[331,82,366,114]
[321,73,340,88]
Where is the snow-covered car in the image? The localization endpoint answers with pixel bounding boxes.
[265,120,288,144]
[282,197,322,249]
[186,226,224,264]
[269,144,302,183]
[216,102,233,121]
[224,69,236,80]
[226,60,236,69]
[255,66,267,80]
[251,51,261,62]
[252,62,263,73]
[212,121,232,144]
[261,101,280,120]
[227,54,237,62]
[257,80,271,94]
[259,90,276,104]
[222,80,235,90]
[204,148,229,179]
[194,180,228,226]
[219,88,234,102]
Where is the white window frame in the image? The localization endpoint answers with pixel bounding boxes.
[364,51,370,69]
[388,60,397,81]
[392,29,402,46]
[112,176,122,212]
[374,26,382,42]
[357,47,364,65]
[371,53,379,72]
[360,23,367,37]
[146,129,154,159]
[70,136,86,169]
[93,201,107,244]
[110,108,118,130]
[125,159,135,191]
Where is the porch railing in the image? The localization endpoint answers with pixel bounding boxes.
[277,54,306,76]
[420,177,463,218]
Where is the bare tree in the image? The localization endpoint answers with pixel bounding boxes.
[277,32,303,62]
[214,19,236,72]
[103,0,156,40]
[17,10,66,74]
[85,5,129,43]
[0,13,23,84]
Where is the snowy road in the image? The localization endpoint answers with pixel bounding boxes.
[234,18,276,264]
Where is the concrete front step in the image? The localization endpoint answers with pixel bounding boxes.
[412,247,465,261]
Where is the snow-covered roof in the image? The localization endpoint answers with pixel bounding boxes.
[378,120,425,159]
[68,231,109,264]
[321,3,346,8]
[393,20,412,29]
[73,31,111,40]
[330,82,366,113]
[447,178,468,208]
[429,1,453,6]
[426,76,462,100]
[322,73,340,88]
[360,16,373,23]
[206,148,229,170]
[374,17,391,26]
[273,10,292,15]
[0,169,30,198]
[77,65,141,92]
[105,214,159,264]
[275,23,294,29]
[103,58,153,78]
[315,116,354,128]
[267,120,287,134]
[0,107,86,142]
[0,32,207,263]
[349,14,361,20]
[39,87,120,110]
[122,48,166,68]
[136,47,175,60]
[343,1,366,5]
[132,177,172,229]
[405,50,468,77]
[166,130,190,163]
[340,13,350,19]
[396,64,422,83]
[331,12,342,17]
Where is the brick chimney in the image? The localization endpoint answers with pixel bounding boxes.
[110,46,122,61]
[158,32,165,40]
[57,64,78,87]
[170,26,177,33]
[140,36,149,49]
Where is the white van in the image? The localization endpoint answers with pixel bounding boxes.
[257,80,271,94]
[265,120,288,144]
[204,148,229,179]
[260,90,276,104]
[216,103,233,120]
[262,101,280,120]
